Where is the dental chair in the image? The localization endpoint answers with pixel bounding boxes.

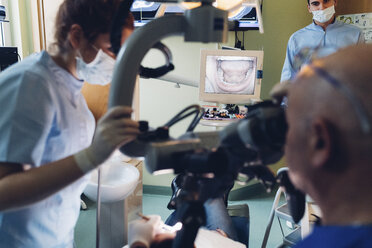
[228,203,250,247]
[166,174,250,247]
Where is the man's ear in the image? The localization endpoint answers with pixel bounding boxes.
[68,24,83,50]
[307,4,312,13]
[309,118,333,169]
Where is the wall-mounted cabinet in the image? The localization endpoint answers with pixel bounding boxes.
[337,0,372,15]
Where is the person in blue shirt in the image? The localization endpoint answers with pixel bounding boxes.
[0,0,139,247]
[281,0,364,82]
[284,44,372,247]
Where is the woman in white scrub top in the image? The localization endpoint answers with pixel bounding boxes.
[0,0,138,247]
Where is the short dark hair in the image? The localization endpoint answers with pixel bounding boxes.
[307,0,310,4]
[123,12,135,31]
[54,0,121,53]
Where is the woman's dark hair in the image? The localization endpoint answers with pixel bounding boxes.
[54,0,120,53]
[123,12,135,31]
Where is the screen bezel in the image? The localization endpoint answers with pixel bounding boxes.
[199,49,264,104]
[229,6,260,31]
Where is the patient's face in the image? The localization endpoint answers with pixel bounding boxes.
[205,56,256,94]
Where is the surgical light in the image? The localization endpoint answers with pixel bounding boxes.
[228,7,247,19]
[181,0,243,11]
[213,0,244,11]
[132,0,155,9]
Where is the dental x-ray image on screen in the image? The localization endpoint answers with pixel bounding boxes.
[199,49,263,104]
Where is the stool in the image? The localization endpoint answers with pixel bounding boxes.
[261,187,301,248]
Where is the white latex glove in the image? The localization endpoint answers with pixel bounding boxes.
[128,215,162,248]
[74,106,140,173]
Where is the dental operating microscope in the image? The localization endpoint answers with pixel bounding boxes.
[107,1,305,247]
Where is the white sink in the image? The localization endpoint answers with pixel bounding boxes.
[84,151,140,203]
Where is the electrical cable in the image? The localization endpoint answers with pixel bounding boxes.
[166,109,200,128]
[95,1,134,247]
[234,29,240,49]
[187,108,205,132]
[96,168,102,248]
[188,108,204,131]
[163,105,200,127]
[241,31,245,50]
[163,105,202,131]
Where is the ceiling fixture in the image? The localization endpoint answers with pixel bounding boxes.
[181,0,243,12]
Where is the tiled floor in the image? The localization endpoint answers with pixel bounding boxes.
[75,190,292,248]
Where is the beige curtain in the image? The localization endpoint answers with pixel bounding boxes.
[0,0,52,58]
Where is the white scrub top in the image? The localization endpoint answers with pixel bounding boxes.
[0,51,95,247]
[281,20,364,82]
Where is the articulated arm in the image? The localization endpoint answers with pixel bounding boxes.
[109,3,228,108]
[108,15,188,108]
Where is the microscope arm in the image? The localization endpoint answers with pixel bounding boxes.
[109,2,227,108]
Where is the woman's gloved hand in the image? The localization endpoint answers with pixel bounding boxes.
[128,215,162,248]
[74,106,140,173]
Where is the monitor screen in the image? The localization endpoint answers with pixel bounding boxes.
[131,1,161,27]
[229,6,260,31]
[160,5,261,31]
[131,1,262,31]
[163,5,184,16]
[199,49,263,104]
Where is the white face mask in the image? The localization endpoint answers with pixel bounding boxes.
[76,48,115,85]
[312,5,335,23]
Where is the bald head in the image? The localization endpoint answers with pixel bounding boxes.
[320,44,372,104]
[290,45,372,160]
[285,45,372,224]
[286,44,372,189]
[284,45,372,224]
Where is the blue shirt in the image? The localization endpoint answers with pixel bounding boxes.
[281,20,364,82]
[295,225,372,248]
[0,51,95,247]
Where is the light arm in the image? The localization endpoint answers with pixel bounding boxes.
[109,15,188,108]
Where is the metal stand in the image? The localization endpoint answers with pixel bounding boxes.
[170,172,232,248]
[172,201,206,248]
[261,187,285,248]
[0,20,9,47]
[261,187,302,248]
